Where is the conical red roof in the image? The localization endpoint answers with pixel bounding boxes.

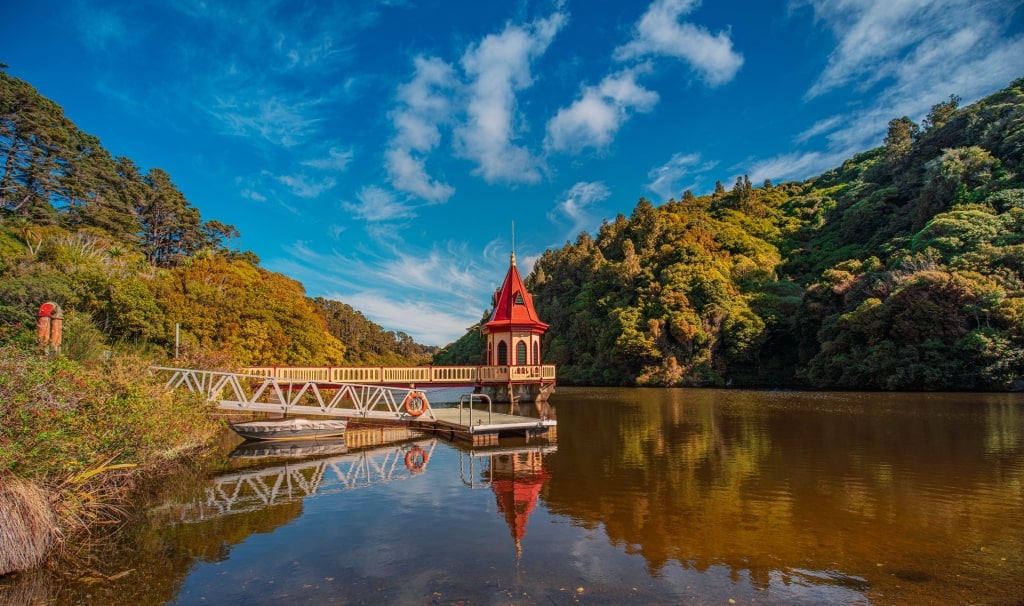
[484,253,549,334]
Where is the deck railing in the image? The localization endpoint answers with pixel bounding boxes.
[244,364,556,385]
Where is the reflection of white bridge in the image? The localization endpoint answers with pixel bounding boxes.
[175,439,437,523]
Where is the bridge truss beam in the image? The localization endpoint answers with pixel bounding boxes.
[152,367,436,421]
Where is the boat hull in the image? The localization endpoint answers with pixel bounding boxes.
[230,418,349,441]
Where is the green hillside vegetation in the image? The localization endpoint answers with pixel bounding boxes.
[0,69,435,368]
[438,79,1024,391]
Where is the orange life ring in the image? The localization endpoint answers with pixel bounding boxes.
[403,391,428,417]
[404,446,428,472]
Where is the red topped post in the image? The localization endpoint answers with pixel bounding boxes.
[37,302,64,354]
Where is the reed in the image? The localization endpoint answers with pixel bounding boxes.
[0,477,59,575]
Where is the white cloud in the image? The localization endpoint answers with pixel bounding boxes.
[274,239,501,345]
[801,0,981,99]
[549,181,612,238]
[79,5,131,50]
[207,93,322,147]
[276,174,337,198]
[455,12,567,184]
[240,189,268,203]
[303,147,355,172]
[335,291,479,345]
[646,152,717,201]
[614,0,743,86]
[746,150,842,185]
[386,56,458,202]
[746,0,1024,183]
[342,186,415,222]
[545,67,659,153]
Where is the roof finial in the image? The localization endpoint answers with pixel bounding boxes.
[510,221,516,266]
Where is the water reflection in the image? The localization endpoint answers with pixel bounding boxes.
[546,388,1024,603]
[458,444,556,559]
[5,389,1022,605]
[175,438,438,523]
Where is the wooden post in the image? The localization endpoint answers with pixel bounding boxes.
[37,302,63,354]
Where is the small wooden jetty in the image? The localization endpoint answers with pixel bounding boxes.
[411,397,556,446]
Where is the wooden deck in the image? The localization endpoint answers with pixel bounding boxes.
[409,407,556,446]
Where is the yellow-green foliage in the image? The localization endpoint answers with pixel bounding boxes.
[0,344,221,480]
[149,255,346,366]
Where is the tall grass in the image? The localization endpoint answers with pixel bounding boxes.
[0,342,224,572]
[0,479,57,575]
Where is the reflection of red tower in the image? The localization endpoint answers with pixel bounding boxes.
[490,451,550,559]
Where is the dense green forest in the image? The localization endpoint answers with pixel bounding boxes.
[0,70,436,366]
[438,78,1024,391]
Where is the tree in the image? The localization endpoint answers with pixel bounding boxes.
[922,94,961,131]
[883,116,920,165]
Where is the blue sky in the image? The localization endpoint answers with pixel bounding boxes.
[2,0,1022,346]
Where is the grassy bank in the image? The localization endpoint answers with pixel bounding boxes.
[0,343,223,574]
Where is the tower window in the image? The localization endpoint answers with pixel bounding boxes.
[516,341,527,365]
[497,341,508,365]
[514,291,525,305]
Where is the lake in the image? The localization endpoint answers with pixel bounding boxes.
[5,387,1023,605]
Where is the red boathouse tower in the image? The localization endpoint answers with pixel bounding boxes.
[478,251,554,403]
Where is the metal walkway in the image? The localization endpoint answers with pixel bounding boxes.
[153,367,556,445]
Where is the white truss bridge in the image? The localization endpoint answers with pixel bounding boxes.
[152,366,438,421]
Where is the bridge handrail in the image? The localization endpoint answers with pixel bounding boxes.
[241,364,555,385]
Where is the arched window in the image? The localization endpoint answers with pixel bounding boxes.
[533,342,540,364]
[497,341,508,365]
[516,341,527,365]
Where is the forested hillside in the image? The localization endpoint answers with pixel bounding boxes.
[0,70,435,366]
[438,78,1024,391]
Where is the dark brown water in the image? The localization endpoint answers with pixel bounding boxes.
[4,388,1023,605]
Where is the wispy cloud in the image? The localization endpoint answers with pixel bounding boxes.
[386,56,458,203]
[614,0,744,86]
[342,186,415,222]
[646,152,717,201]
[276,174,337,198]
[748,0,1024,182]
[545,66,659,153]
[303,147,355,172]
[549,181,612,239]
[335,291,481,344]
[455,11,568,184]
[272,239,504,344]
[240,189,268,203]
[800,0,1001,99]
[206,92,323,148]
[78,4,132,50]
